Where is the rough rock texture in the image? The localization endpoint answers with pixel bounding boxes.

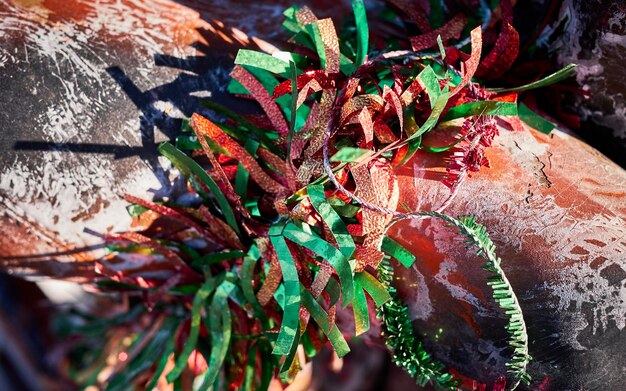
[0,0,348,253]
[390,126,626,389]
[550,0,626,167]
[0,1,625,390]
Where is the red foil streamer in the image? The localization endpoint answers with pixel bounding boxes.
[450,27,482,97]
[410,14,467,52]
[256,239,283,306]
[354,245,385,271]
[358,107,374,146]
[272,70,342,99]
[476,0,519,78]
[192,126,249,219]
[385,0,432,33]
[124,194,214,241]
[196,205,244,251]
[383,85,404,132]
[230,65,289,136]
[310,263,333,299]
[304,89,335,157]
[373,120,399,143]
[475,22,519,79]
[190,113,286,194]
[339,94,384,126]
[400,76,425,107]
[109,231,198,282]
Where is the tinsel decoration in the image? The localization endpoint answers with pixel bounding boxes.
[377,258,459,390]
[426,213,532,389]
[61,1,577,390]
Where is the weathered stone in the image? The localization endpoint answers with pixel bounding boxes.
[0,0,348,256]
[550,0,626,167]
[0,1,625,390]
[390,125,626,389]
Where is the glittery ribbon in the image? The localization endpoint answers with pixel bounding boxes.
[475,0,519,79]
[339,94,384,126]
[190,113,286,194]
[383,85,404,132]
[110,231,198,281]
[385,0,432,33]
[256,239,283,306]
[272,71,342,100]
[231,65,290,136]
[450,27,483,97]
[196,205,244,251]
[124,194,215,241]
[192,125,249,219]
[410,14,467,52]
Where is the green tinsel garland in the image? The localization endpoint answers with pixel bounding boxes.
[377,258,460,390]
[377,212,531,389]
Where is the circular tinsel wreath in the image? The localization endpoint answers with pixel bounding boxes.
[79,1,576,390]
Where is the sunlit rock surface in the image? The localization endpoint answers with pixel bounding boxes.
[0,0,625,389]
[0,0,348,254]
[551,0,626,167]
[390,126,626,389]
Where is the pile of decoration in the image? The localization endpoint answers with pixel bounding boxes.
[62,1,575,390]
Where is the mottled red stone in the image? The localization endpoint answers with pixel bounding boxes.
[388,125,626,388]
[1,0,625,389]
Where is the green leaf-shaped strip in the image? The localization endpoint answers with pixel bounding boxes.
[355,271,391,306]
[235,139,260,200]
[419,66,442,107]
[305,22,328,70]
[330,147,374,163]
[107,320,175,391]
[352,282,370,335]
[191,250,245,269]
[406,88,450,140]
[269,223,302,356]
[282,222,355,306]
[518,103,556,134]
[324,277,341,307]
[441,100,518,122]
[282,5,305,34]
[352,0,369,67]
[286,60,299,163]
[308,184,355,258]
[381,237,416,268]
[241,342,258,391]
[278,323,301,377]
[198,280,236,390]
[394,136,422,167]
[301,289,351,356]
[158,143,240,235]
[487,64,576,93]
[259,341,276,389]
[166,279,216,382]
[239,245,267,322]
[235,49,292,78]
[352,270,392,335]
[145,331,175,390]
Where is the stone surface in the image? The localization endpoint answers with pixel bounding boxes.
[390,125,626,389]
[0,1,625,390]
[0,0,348,255]
[550,0,626,167]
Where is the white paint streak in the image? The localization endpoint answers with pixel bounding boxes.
[0,0,203,243]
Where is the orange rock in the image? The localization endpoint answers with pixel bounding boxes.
[388,125,626,388]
